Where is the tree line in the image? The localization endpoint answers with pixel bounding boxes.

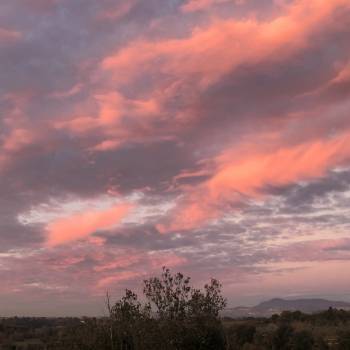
[63,267,226,349]
[51,268,350,350]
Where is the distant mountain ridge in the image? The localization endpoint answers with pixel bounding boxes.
[223,298,350,318]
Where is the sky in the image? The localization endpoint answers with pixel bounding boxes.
[0,0,350,316]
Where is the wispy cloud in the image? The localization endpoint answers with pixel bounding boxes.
[0,0,349,315]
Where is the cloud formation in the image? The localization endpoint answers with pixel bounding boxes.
[0,0,349,315]
[46,202,133,246]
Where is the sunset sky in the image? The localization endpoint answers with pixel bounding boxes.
[0,0,350,316]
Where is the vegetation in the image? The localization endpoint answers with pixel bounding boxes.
[67,267,228,350]
[222,309,350,350]
[0,269,349,349]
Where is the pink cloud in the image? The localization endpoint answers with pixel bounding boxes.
[94,255,141,272]
[97,271,142,289]
[49,83,83,99]
[46,203,133,247]
[181,0,244,13]
[73,0,350,157]
[102,0,349,89]
[1,0,350,315]
[57,92,161,151]
[2,129,35,152]
[0,92,47,170]
[96,1,136,21]
[331,62,350,84]
[149,252,187,269]
[0,98,43,170]
[160,131,350,232]
[96,252,186,289]
[52,0,350,157]
[0,28,21,42]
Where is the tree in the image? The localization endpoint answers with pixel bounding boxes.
[64,267,227,350]
[142,267,227,350]
[109,289,154,350]
[143,267,226,321]
[143,267,192,320]
[188,278,227,319]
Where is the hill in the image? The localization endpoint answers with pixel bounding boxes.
[223,298,350,318]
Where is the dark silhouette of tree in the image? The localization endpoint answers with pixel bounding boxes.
[66,267,227,349]
[142,267,227,350]
[108,289,152,350]
[143,268,192,321]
